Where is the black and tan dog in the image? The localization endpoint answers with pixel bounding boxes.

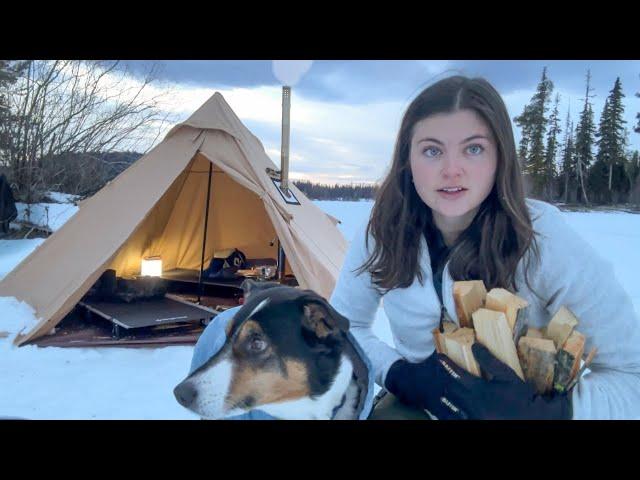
[173,281,371,420]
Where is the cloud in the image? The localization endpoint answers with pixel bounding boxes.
[101,61,640,184]
[125,79,400,184]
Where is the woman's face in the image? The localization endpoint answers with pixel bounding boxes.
[409,109,498,228]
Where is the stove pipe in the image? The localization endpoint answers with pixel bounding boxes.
[280,86,291,193]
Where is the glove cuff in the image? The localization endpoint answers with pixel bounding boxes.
[384,359,410,395]
[384,358,429,410]
[533,391,574,420]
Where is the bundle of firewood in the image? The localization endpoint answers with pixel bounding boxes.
[432,280,597,395]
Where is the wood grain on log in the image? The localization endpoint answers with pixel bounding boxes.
[517,336,556,394]
[547,306,579,348]
[453,280,487,328]
[443,327,481,377]
[485,288,529,331]
[472,308,525,380]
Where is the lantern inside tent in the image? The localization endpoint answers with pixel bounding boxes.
[141,256,162,277]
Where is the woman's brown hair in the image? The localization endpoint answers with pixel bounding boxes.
[357,75,541,296]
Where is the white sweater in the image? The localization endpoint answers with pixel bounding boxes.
[330,199,640,419]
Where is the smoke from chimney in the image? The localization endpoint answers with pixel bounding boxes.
[272,60,313,86]
[272,61,313,194]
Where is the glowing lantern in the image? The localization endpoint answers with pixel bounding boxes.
[141,256,162,277]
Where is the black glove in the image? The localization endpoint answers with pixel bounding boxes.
[443,343,573,420]
[384,350,471,420]
[385,344,573,420]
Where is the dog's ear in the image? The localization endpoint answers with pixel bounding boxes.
[241,279,281,300]
[300,297,350,340]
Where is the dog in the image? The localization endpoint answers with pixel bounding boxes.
[173,280,371,420]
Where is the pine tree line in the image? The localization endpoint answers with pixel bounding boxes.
[515,68,640,206]
[293,180,378,200]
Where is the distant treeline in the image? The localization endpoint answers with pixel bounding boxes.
[293,180,378,200]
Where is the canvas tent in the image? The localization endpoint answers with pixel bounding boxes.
[0,92,348,346]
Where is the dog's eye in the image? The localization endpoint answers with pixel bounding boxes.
[248,337,267,353]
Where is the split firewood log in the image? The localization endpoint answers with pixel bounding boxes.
[453,280,487,328]
[517,336,556,394]
[472,308,525,380]
[442,327,482,377]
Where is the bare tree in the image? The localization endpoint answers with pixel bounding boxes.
[1,60,173,205]
[0,61,30,173]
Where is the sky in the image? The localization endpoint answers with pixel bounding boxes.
[123,60,640,185]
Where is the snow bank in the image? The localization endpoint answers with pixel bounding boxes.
[0,296,40,344]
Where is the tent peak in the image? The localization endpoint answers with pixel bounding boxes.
[164,91,244,142]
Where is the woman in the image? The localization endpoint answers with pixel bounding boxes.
[330,75,640,420]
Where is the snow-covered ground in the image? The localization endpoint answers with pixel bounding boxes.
[0,239,45,281]
[1,198,639,419]
[15,194,79,232]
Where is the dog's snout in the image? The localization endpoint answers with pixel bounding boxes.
[174,382,198,407]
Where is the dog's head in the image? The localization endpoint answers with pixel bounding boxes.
[174,283,352,419]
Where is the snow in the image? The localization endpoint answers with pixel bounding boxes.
[1,198,639,419]
[316,200,395,349]
[0,331,196,420]
[16,201,79,232]
[13,191,80,232]
[0,239,45,281]
[0,297,40,341]
[45,191,80,204]
[559,211,640,310]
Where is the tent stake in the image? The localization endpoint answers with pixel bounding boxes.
[197,162,213,304]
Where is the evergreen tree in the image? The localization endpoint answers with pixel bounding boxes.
[627,150,640,204]
[593,77,627,203]
[543,93,561,201]
[636,77,640,134]
[514,67,553,197]
[514,104,534,166]
[560,106,577,203]
[573,70,596,205]
[589,98,611,201]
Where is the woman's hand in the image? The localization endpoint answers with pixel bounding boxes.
[447,343,573,420]
[385,343,573,420]
[384,350,471,419]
